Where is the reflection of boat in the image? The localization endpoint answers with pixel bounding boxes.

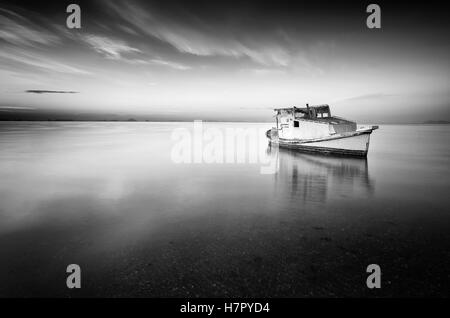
[266,104,378,157]
[268,145,373,203]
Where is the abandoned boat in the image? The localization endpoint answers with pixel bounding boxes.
[266,104,378,157]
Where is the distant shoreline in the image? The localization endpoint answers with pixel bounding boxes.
[1,120,449,125]
[420,120,450,125]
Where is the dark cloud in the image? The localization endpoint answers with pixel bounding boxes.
[25,90,78,94]
[0,106,35,111]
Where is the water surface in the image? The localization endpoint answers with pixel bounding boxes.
[0,122,449,297]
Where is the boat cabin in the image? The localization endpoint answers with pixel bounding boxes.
[274,104,357,140]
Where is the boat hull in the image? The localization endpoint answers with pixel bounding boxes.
[267,129,374,157]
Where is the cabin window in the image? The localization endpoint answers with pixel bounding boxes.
[294,120,299,128]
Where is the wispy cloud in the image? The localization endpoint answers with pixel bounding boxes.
[82,34,141,60]
[0,50,91,75]
[148,58,191,70]
[82,33,191,70]
[0,8,60,47]
[126,57,191,70]
[105,1,292,67]
[25,90,79,94]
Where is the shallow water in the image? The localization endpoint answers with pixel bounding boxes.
[0,122,449,297]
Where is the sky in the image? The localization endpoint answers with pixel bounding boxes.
[0,0,449,123]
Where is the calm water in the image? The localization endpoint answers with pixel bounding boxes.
[0,122,449,297]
